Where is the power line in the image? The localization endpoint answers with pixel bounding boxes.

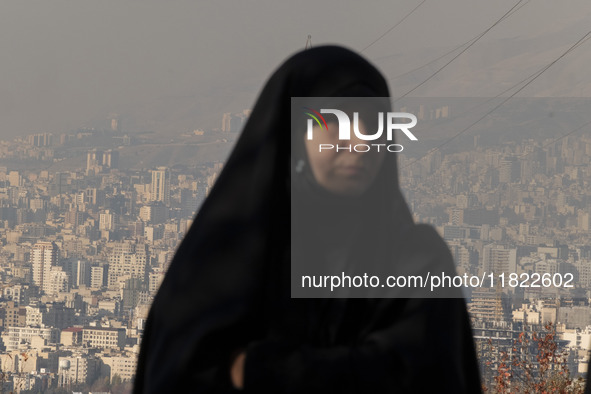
[394,0,527,102]
[459,32,589,116]
[379,0,530,82]
[383,38,477,81]
[360,0,428,53]
[401,28,591,170]
[393,31,591,158]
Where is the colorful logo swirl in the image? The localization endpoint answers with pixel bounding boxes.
[303,107,328,131]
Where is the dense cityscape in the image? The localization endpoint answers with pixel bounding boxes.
[0,104,589,391]
[399,115,591,388]
[0,113,248,392]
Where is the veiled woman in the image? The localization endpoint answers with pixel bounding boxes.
[134,45,481,393]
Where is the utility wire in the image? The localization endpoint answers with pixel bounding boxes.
[380,0,530,82]
[395,31,591,155]
[400,29,591,170]
[395,0,527,102]
[361,0,428,53]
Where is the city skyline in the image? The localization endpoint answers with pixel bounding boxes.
[0,0,590,391]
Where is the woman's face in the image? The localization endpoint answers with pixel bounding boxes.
[304,118,386,197]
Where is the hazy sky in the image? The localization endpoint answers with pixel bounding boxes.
[1,0,590,138]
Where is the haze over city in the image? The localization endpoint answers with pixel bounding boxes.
[1,1,591,392]
[1,0,590,139]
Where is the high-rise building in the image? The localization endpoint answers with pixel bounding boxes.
[1,326,59,351]
[99,210,117,231]
[499,157,520,183]
[222,112,233,132]
[83,187,103,206]
[90,265,108,289]
[1,301,27,328]
[122,277,144,311]
[578,211,591,232]
[102,149,119,169]
[46,267,70,295]
[61,259,92,288]
[108,248,148,289]
[469,289,511,321]
[8,171,20,187]
[181,189,204,218]
[221,112,248,132]
[82,327,125,349]
[75,260,92,288]
[481,245,517,278]
[31,242,59,294]
[150,167,170,205]
[86,149,103,174]
[27,133,53,147]
[138,203,168,224]
[110,117,120,132]
[448,208,464,225]
[100,353,138,382]
[65,209,84,228]
[50,172,70,196]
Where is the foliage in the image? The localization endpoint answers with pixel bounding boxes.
[483,322,586,393]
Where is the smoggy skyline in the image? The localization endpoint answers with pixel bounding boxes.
[1,0,590,139]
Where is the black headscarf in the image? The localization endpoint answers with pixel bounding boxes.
[134,45,481,393]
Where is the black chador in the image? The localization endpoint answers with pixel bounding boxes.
[134,46,482,394]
